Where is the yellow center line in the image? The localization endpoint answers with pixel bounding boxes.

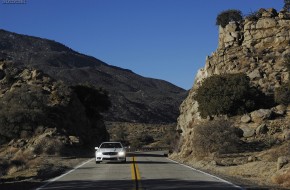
[131,156,142,190]
[131,157,136,180]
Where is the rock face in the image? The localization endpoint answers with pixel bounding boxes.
[177,9,290,158]
[0,29,187,124]
[0,62,109,145]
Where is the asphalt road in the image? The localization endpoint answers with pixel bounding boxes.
[36,151,243,190]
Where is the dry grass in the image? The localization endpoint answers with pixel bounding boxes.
[0,157,27,176]
[0,133,66,180]
[33,137,64,155]
[170,116,290,189]
[0,142,89,182]
[258,141,290,161]
[191,120,241,159]
[272,167,290,188]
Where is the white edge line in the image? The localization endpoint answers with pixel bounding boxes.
[166,158,244,190]
[35,158,94,190]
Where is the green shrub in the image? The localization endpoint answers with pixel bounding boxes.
[192,120,241,159]
[216,9,242,28]
[194,73,265,118]
[71,85,111,118]
[0,85,49,141]
[275,83,290,105]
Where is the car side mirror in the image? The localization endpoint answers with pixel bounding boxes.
[95,147,99,150]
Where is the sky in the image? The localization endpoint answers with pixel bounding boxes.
[0,0,284,90]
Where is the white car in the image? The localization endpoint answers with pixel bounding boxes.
[95,142,126,163]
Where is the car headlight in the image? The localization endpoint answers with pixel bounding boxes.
[96,152,102,156]
[118,151,125,156]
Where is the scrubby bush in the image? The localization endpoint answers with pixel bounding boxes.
[194,73,265,118]
[245,11,262,21]
[0,157,26,176]
[139,134,154,145]
[45,139,64,155]
[130,138,143,149]
[192,120,241,159]
[0,159,9,176]
[284,0,290,11]
[216,9,242,28]
[33,137,64,155]
[112,126,129,145]
[0,85,50,141]
[275,83,290,105]
[272,168,290,188]
[130,134,154,149]
[275,54,290,105]
[71,85,111,118]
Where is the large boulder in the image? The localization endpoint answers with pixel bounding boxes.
[241,114,251,123]
[272,105,287,115]
[250,109,272,123]
[240,124,257,138]
[256,18,277,29]
[248,69,261,80]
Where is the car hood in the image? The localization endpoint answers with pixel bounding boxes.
[97,148,124,152]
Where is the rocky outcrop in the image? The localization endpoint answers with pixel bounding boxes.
[250,109,273,123]
[0,61,108,146]
[177,8,290,158]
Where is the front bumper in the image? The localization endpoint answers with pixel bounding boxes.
[96,157,126,162]
[96,155,126,162]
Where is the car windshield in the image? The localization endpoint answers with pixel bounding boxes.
[100,143,122,148]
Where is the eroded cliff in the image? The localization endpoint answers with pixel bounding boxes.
[174,8,290,187]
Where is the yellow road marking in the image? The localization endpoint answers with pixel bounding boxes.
[135,160,141,180]
[131,156,142,190]
[131,157,136,180]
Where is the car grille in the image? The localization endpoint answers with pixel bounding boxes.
[103,157,118,160]
[103,152,118,155]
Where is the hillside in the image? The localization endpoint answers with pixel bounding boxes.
[172,8,290,188]
[0,29,187,123]
[0,61,109,146]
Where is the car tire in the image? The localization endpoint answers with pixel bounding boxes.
[123,158,126,163]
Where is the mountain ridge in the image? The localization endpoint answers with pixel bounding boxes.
[0,29,187,123]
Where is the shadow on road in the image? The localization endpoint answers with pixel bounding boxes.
[99,161,171,164]
[0,179,254,190]
[129,152,167,158]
